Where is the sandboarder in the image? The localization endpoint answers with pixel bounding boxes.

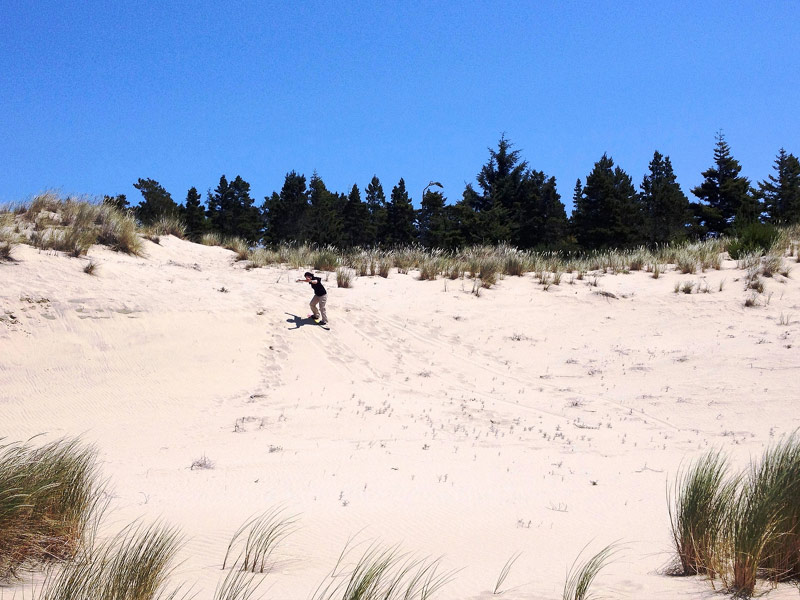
[296,271,328,325]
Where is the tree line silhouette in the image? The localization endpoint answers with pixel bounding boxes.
[105,133,800,251]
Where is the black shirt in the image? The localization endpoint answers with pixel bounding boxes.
[309,278,327,296]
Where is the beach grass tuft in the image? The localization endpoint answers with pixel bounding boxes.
[222,508,298,573]
[562,542,620,600]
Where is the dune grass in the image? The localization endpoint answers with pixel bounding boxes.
[562,542,620,600]
[39,521,184,600]
[222,508,298,573]
[492,552,521,594]
[0,437,105,580]
[668,450,736,577]
[668,433,800,596]
[312,542,451,600]
[214,567,265,600]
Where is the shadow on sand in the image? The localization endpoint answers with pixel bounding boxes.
[286,312,329,330]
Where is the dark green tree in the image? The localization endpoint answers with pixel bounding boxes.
[206,175,233,235]
[364,176,387,245]
[103,194,128,212]
[639,151,690,245]
[342,184,370,247]
[572,154,642,250]
[417,188,448,248]
[133,178,179,225]
[305,172,344,246]
[183,187,206,241]
[229,176,261,242]
[386,178,416,246]
[691,132,755,234]
[758,148,800,225]
[262,171,308,243]
[517,172,569,249]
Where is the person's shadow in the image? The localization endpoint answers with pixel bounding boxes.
[286,312,329,330]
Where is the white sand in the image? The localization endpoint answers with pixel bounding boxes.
[2,237,799,599]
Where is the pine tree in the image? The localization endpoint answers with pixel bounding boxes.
[758,148,800,225]
[228,176,261,242]
[572,154,642,250]
[517,171,568,249]
[262,171,308,244]
[417,188,447,248]
[305,172,344,246]
[103,194,129,212]
[342,184,370,247]
[691,132,755,234]
[386,178,416,246]
[133,178,179,225]
[206,175,233,236]
[640,151,690,245]
[183,187,206,241]
[364,176,387,245]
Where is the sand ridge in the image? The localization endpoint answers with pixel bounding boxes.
[1,236,799,598]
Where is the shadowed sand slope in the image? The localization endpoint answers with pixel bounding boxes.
[1,236,799,599]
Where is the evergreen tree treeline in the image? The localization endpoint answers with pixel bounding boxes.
[124,134,800,250]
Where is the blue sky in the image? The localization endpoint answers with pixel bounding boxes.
[1,1,798,213]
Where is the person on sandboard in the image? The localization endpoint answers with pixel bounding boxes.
[296,271,328,325]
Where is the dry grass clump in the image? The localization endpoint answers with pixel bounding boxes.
[40,522,184,600]
[313,247,340,271]
[12,193,143,257]
[150,215,187,239]
[222,508,298,573]
[337,267,354,288]
[201,232,223,246]
[312,542,451,600]
[0,437,105,580]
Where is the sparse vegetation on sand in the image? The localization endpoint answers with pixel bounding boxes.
[668,432,800,596]
[562,542,620,600]
[2,192,145,257]
[0,437,104,580]
[311,543,451,600]
[222,508,298,573]
[40,522,184,600]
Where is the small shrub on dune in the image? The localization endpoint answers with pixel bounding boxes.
[201,232,223,247]
[418,259,439,281]
[336,267,353,288]
[502,253,527,277]
[153,215,187,239]
[378,260,391,278]
[0,240,14,262]
[225,238,250,262]
[668,450,736,577]
[83,261,98,276]
[760,255,783,278]
[727,223,780,260]
[40,522,184,600]
[313,247,340,272]
[24,192,62,222]
[95,203,143,256]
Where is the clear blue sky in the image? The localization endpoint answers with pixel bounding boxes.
[1,1,798,213]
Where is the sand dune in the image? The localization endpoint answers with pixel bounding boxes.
[2,236,799,598]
